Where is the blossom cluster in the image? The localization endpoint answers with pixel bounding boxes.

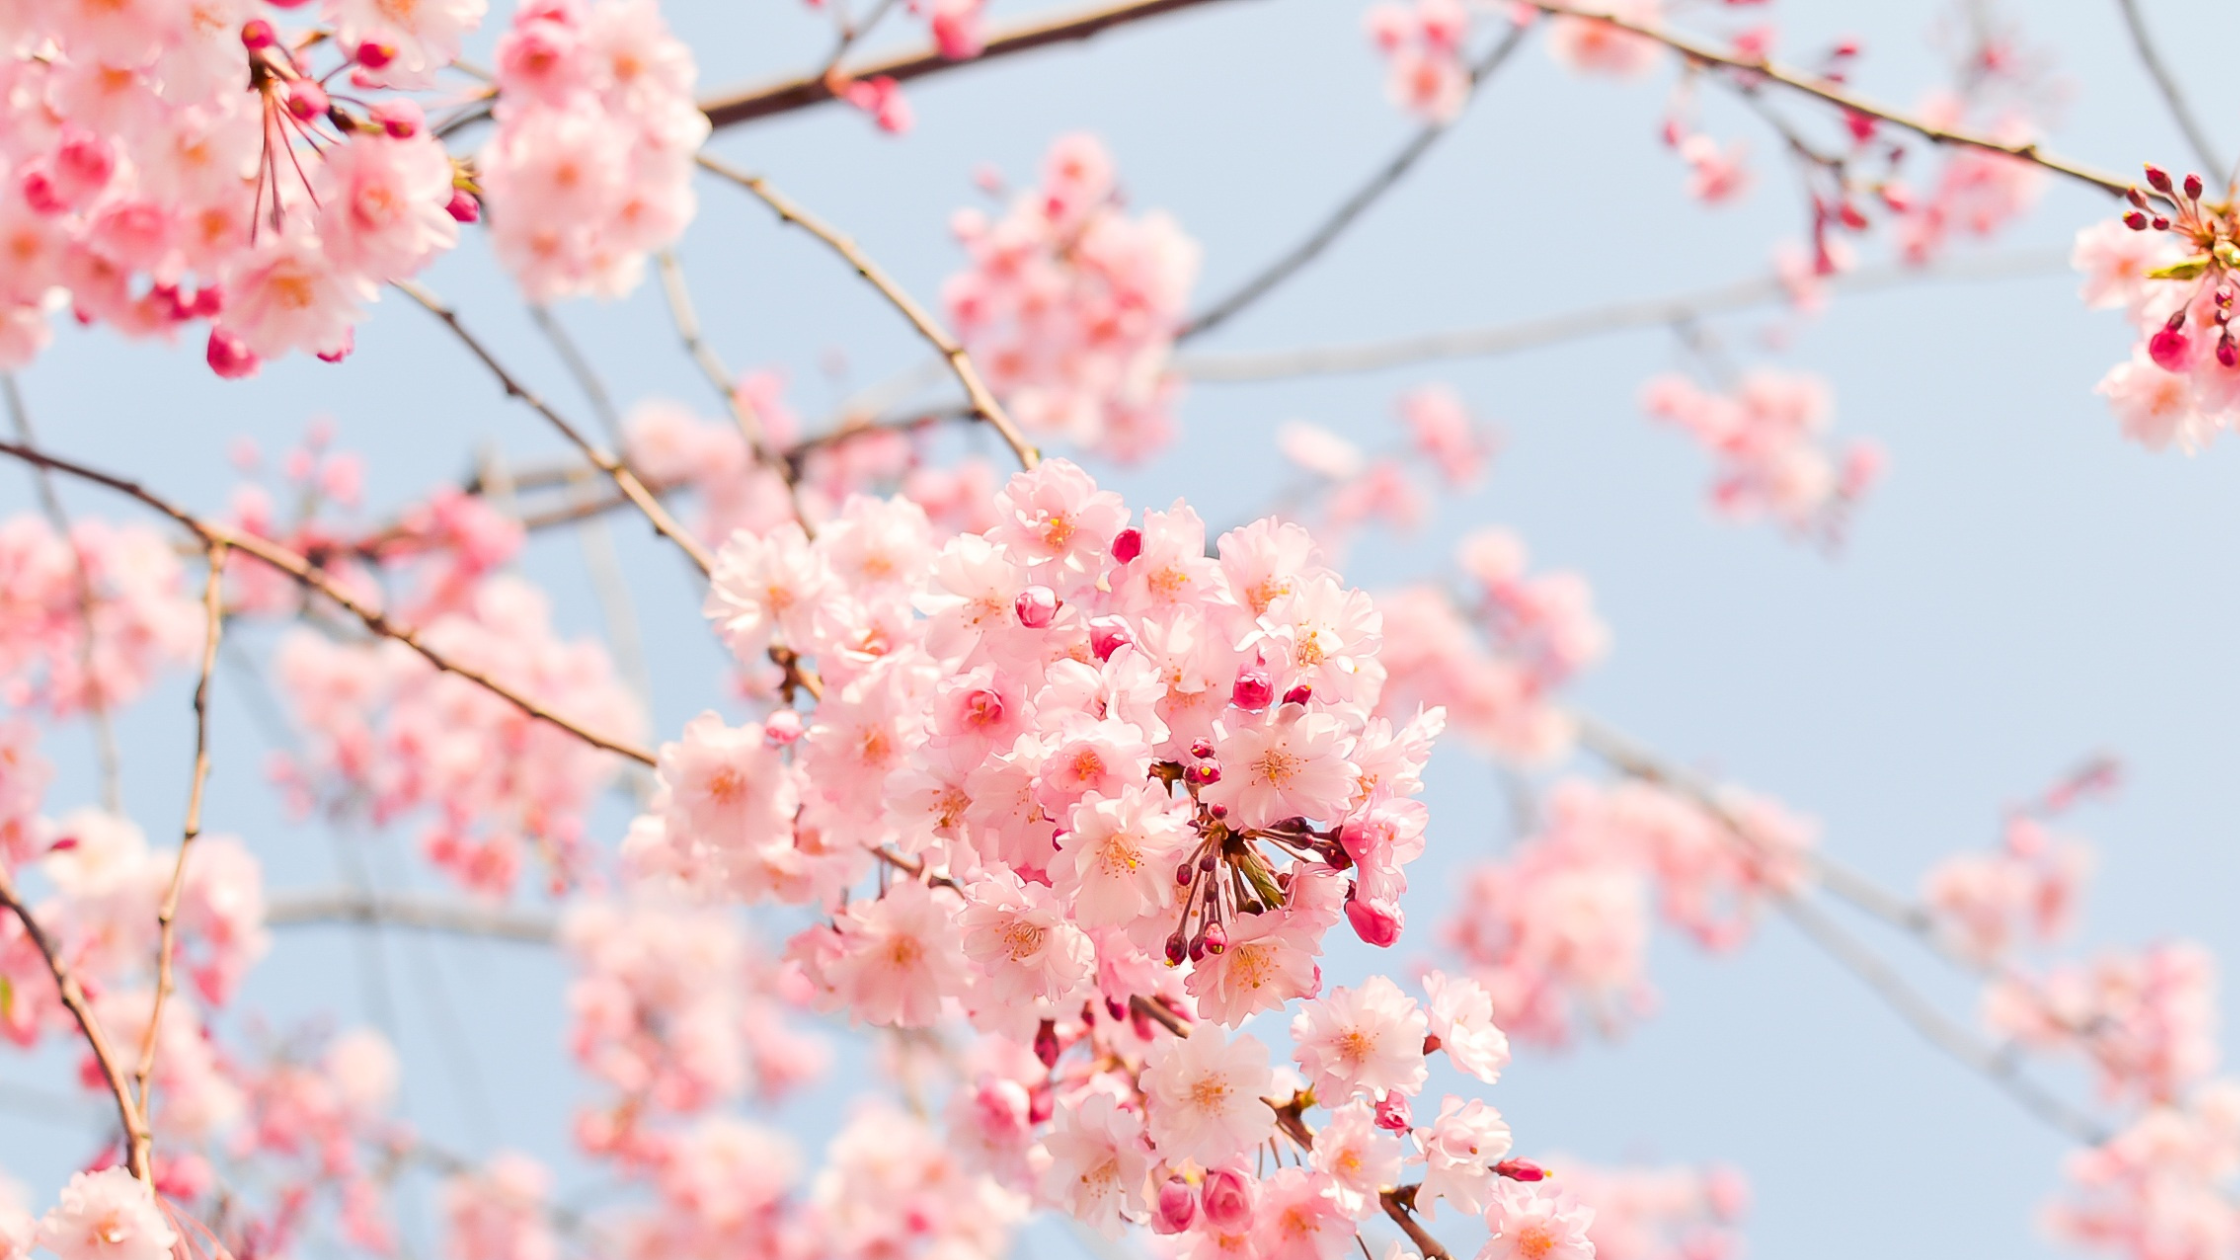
[2072,184,2240,453]
[479,0,709,302]
[0,516,203,715]
[945,136,1201,460]
[1443,777,1816,1045]
[1638,370,1883,541]
[1275,384,1500,547]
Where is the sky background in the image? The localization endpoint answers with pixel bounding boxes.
[6,0,2240,1258]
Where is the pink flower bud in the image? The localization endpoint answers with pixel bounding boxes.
[2222,336,2239,370]
[1373,1094,1412,1131]
[356,39,396,68]
[284,78,330,122]
[1176,860,1197,886]
[206,328,260,380]
[763,710,805,746]
[1282,683,1313,706]
[445,189,480,223]
[1495,1159,1549,1182]
[241,18,277,49]
[371,99,423,138]
[1201,1168,1256,1232]
[1184,760,1221,787]
[1089,616,1132,661]
[1164,932,1187,965]
[1153,1178,1197,1234]
[1231,667,1274,710]
[1190,738,1215,759]
[2146,164,2173,193]
[1345,894,1402,948]
[1015,585,1059,628]
[2149,327,2193,372]
[2185,172,2205,199]
[1033,1019,1060,1068]
[2124,210,2149,231]
[1110,527,1142,564]
[1200,922,1227,955]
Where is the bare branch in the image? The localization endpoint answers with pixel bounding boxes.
[2112,0,2224,178]
[135,540,228,1140]
[697,155,1042,471]
[265,889,558,944]
[0,439,658,768]
[0,864,152,1181]
[1180,20,1533,340]
[394,280,716,575]
[1177,247,2068,381]
[1520,2,2137,197]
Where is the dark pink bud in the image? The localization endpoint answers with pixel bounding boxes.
[2219,336,2237,369]
[1028,1083,1055,1125]
[2185,172,2205,199]
[2123,210,2148,231]
[1104,998,1127,1022]
[1231,667,1274,710]
[444,189,481,223]
[1110,527,1142,564]
[2127,186,2149,209]
[1282,683,1313,706]
[18,168,63,215]
[1015,585,1059,628]
[1089,616,1133,661]
[2146,164,2174,193]
[1207,803,1227,820]
[1153,1178,1197,1234]
[1184,760,1221,787]
[1373,1094,1412,1131]
[1201,922,1227,955]
[763,710,805,746]
[284,78,329,122]
[1164,932,1187,965]
[1201,1168,1256,1232]
[370,99,422,138]
[206,328,260,380]
[355,40,396,69]
[2153,215,2173,230]
[47,836,78,853]
[1495,1159,1549,1182]
[1176,860,1196,886]
[2150,327,2193,372]
[1190,738,1215,760]
[241,18,277,49]
[189,285,223,319]
[1033,1019,1060,1068]
[1345,895,1402,948]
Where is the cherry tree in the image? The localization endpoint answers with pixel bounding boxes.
[0,1,2228,1260]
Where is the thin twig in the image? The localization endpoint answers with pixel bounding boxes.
[2,374,122,812]
[1379,1188,1453,1260]
[1177,247,2068,381]
[651,250,817,527]
[1179,20,1533,340]
[2112,0,2223,178]
[525,305,626,448]
[1520,1,2136,197]
[134,540,228,1138]
[0,440,658,769]
[696,155,1042,472]
[0,864,152,1180]
[393,280,715,575]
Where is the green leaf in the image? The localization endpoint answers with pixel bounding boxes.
[2146,255,2213,281]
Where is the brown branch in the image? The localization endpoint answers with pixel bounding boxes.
[1520,1,2137,197]
[393,281,716,575]
[0,865,151,1181]
[696,155,1042,472]
[1379,1188,1453,1260]
[701,0,1249,130]
[0,440,658,769]
[264,889,558,944]
[1128,993,1191,1037]
[134,541,228,1141]
[1179,20,1532,340]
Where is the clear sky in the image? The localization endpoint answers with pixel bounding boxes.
[5,1,2240,1258]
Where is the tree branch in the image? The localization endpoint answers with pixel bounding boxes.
[264,889,558,944]
[0,440,659,768]
[1177,247,2067,381]
[394,281,716,575]
[697,155,1042,471]
[134,541,228,1141]
[1520,1,2138,197]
